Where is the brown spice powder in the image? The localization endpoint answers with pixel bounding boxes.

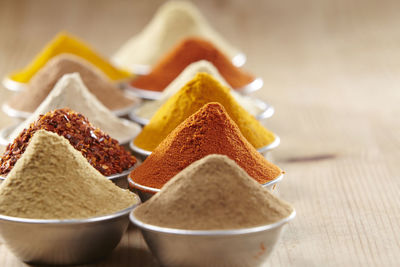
[7,54,136,113]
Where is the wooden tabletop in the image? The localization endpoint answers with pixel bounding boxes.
[0,0,399,266]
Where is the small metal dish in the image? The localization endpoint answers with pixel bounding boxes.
[2,77,27,92]
[236,77,264,94]
[257,135,281,158]
[128,172,284,202]
[130,207,296,267]
[232,53,247,67]
[0,196,140,265]
[125,85,163,100]
[2,103,31,119]
[129,141,151,160]
[128,98,275,126]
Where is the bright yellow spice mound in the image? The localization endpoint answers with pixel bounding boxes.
[134,72,276,151]
[9,31,131,83]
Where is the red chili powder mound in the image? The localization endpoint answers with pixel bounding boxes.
[130,38,255,91]
[129,102,282,189]
[0,108,136,176]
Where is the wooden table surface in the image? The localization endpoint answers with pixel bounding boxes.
[0,0,399,266]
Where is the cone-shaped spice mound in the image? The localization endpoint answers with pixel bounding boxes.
[134,154,293,230]
[130,37,254,91]
[0,130,138,219]
[133,73,275,151]
[130,103,282,189]
[8,73,140,143]
[8,31,131,83]
[136,60,265,119]
[0,108,136,176]
[7,54,137,113]
[113,1,241,70]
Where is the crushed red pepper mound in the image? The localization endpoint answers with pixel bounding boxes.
[129,102,282,189]
[0,108,136,176]
[130,37,255,91]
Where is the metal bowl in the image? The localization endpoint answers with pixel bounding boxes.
[0,197,140,265]
[125,85,163,100]
[0,123,18,146]
[128,98,275,126]
[130,208,296,267]
[128,172,284,202]
[2,77,27,92]
[236,77,264,95]
[257,135,281,158]
[129,141,151,160]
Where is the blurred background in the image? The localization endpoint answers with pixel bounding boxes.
[0,0,399,266]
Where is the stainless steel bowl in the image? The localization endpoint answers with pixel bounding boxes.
[236,77,264,94]
[257,135,281,159]
[128,173,284,202]
[0,196,140,265]
[2,103,31,119]
[130,208,296,267]
[129,142,151,160]
[2,77,26,92]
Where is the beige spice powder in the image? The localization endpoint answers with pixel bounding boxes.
[0,130,138,220]
[135,154,293,230]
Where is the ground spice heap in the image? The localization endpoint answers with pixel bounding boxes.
[133,73,275,151]
[130,103,282,189]
[135,154,293,230]
[113,1,241,71]
[8,73,140,143]
[7,54,137,113]
[136,60,265,120]
[8,31,131,83]
[130,37,254,91]
[0,130,138,219]
[0,108,136,176]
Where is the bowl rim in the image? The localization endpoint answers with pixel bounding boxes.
[128,172,285,194]
[235,77,263,95]
[129,208,296,236]
[0,194,141,225]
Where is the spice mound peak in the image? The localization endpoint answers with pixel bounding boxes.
[8,31,131,83]
[0,108,136,176]
[112,1,241,69]
[133,72,275,151]
[0,130,138,220]
[135,154,293,230]
[130,37,253,91]
[8,73,140,143]
[7,53,137,113]
[130,102,282,189]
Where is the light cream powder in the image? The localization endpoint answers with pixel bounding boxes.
[112,1,242,71]
[0,130,139,219]
[9,73,141,143]
[136,60,264,119]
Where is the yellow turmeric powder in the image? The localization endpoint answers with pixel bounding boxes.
[133,72,276,151]
[8,31,131,83]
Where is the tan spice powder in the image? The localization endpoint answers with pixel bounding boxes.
[0,130,138,220]
[134,154,293,230]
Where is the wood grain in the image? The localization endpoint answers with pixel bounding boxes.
[0,0,399,266]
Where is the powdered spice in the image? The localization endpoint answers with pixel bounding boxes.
[0,130,138,219]
[7,54,137,113]
[130,103,282,189]
[133,73,276,151]
[0,108,136,176]
[134,154,293,230]
[130,38,255,91]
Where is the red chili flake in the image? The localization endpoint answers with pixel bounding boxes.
[0,108,136,176]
